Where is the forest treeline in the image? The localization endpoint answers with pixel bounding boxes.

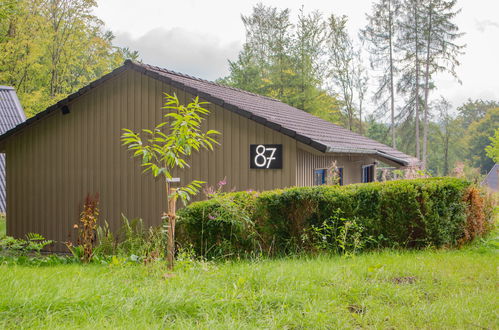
[218,1,498,176]
[0,0,138,117]
[0,0,497,177]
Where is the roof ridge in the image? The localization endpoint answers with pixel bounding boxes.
[132,61,280,102]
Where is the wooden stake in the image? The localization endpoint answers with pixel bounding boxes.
[167,187,177,270]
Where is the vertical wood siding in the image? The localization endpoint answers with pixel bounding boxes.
[296,148,376,186]
[4,70,297,246]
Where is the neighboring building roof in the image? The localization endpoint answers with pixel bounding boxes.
[0,86,26,213]
[0,61,419,166]
[482,163,498,192]
[0,86,26,135]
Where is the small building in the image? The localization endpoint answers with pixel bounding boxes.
[0,86,26,214]
[0,61,418,245]
[482,163,498,192]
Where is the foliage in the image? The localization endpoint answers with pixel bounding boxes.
[360,0,401,147]
[485,128,499,163]
[178,191,259,259]
[460,186,490,244]
[66,193,99,263]
[306,209,368,255]
[327,14,364,131]
[462,107,499,173]
[218,4,342,123]
[179,178,493,258]
[325,160,341,186]
[0,214,5,238]
[122,93,219,205]
[0,0,138,117]
[0,237,498,328]
[94,215,168,263]
[0,233,53,257]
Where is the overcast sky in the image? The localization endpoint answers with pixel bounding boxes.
[94,0,499,113]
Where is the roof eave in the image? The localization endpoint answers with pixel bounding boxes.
[325,146,411,166]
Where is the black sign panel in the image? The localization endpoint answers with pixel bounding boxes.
[250,144,283,169]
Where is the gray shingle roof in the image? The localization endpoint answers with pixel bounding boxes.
[482,163,498,191]
[133,61,419,166]
[0,61,418,167]
[0,86,26,213]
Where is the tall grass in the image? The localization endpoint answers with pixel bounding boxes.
[0,231,497,329]
[0,215,5,237]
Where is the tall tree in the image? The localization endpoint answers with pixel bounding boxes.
[361,0,401,147]
[433,97,456,175]
[420,0,465,169]
[353,51,369,134]
[292,7,327,112]
[0,0,138,116]
[327,14,356,130]
[219,4,341,123]
[456,99,499,129]
[462,107,499,174]
[397,0,425,160]
[485,128,499,164]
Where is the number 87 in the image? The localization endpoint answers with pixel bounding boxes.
[254,145,276,168]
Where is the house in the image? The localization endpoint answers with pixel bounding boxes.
[482,163,498,192]
[0,86,26,214]
[0,60,418,245]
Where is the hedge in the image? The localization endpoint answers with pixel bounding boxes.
[177,178,494,258]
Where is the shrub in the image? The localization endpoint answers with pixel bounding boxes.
[178,178,493,258]
[0,233,53,257]
[177,191,260,258]
[94,215,168,263]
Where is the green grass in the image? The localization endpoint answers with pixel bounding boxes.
[0,235,498,329]
[0,214,5,237]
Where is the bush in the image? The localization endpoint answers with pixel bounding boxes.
[178,178,494,258]
[0,233,53,257]
[94,215,168,263]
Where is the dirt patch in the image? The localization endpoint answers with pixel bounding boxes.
[390,276,417,284]
[347,304,367,314]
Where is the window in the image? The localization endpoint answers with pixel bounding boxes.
[314,169,326,185]
[362,165,374,183]
[314,168,344,186]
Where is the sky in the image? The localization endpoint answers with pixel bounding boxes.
[93,0,499,114]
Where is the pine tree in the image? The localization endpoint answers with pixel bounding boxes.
[327,14,357,131]
[219,4,341,123]
[360,0,401,148]
[420,0,464,169]
[397,0,425,160]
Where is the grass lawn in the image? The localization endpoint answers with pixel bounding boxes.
[0,215,5,237]
[0,233,498,329]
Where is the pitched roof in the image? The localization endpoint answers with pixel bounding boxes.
[482,163,498,191]
[0,61,418,166]
[0,86,26,135]
[0,86,26,213]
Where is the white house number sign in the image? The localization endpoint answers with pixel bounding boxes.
[250,144,283,169]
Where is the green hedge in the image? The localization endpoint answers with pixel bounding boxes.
[177,178,492,258]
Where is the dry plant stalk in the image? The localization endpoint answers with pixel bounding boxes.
[78,193,100,263]
[326,160,341,186]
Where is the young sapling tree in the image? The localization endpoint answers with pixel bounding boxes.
[121,93,219,270]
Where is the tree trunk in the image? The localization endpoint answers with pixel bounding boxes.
[166,186,177,271]
[443,134,449,176]
[414,1,421,160]
[388,0,396,148]
[422,3,433,170]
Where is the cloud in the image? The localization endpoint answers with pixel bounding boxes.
[475,19,499,32]
[114,27,242,81]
